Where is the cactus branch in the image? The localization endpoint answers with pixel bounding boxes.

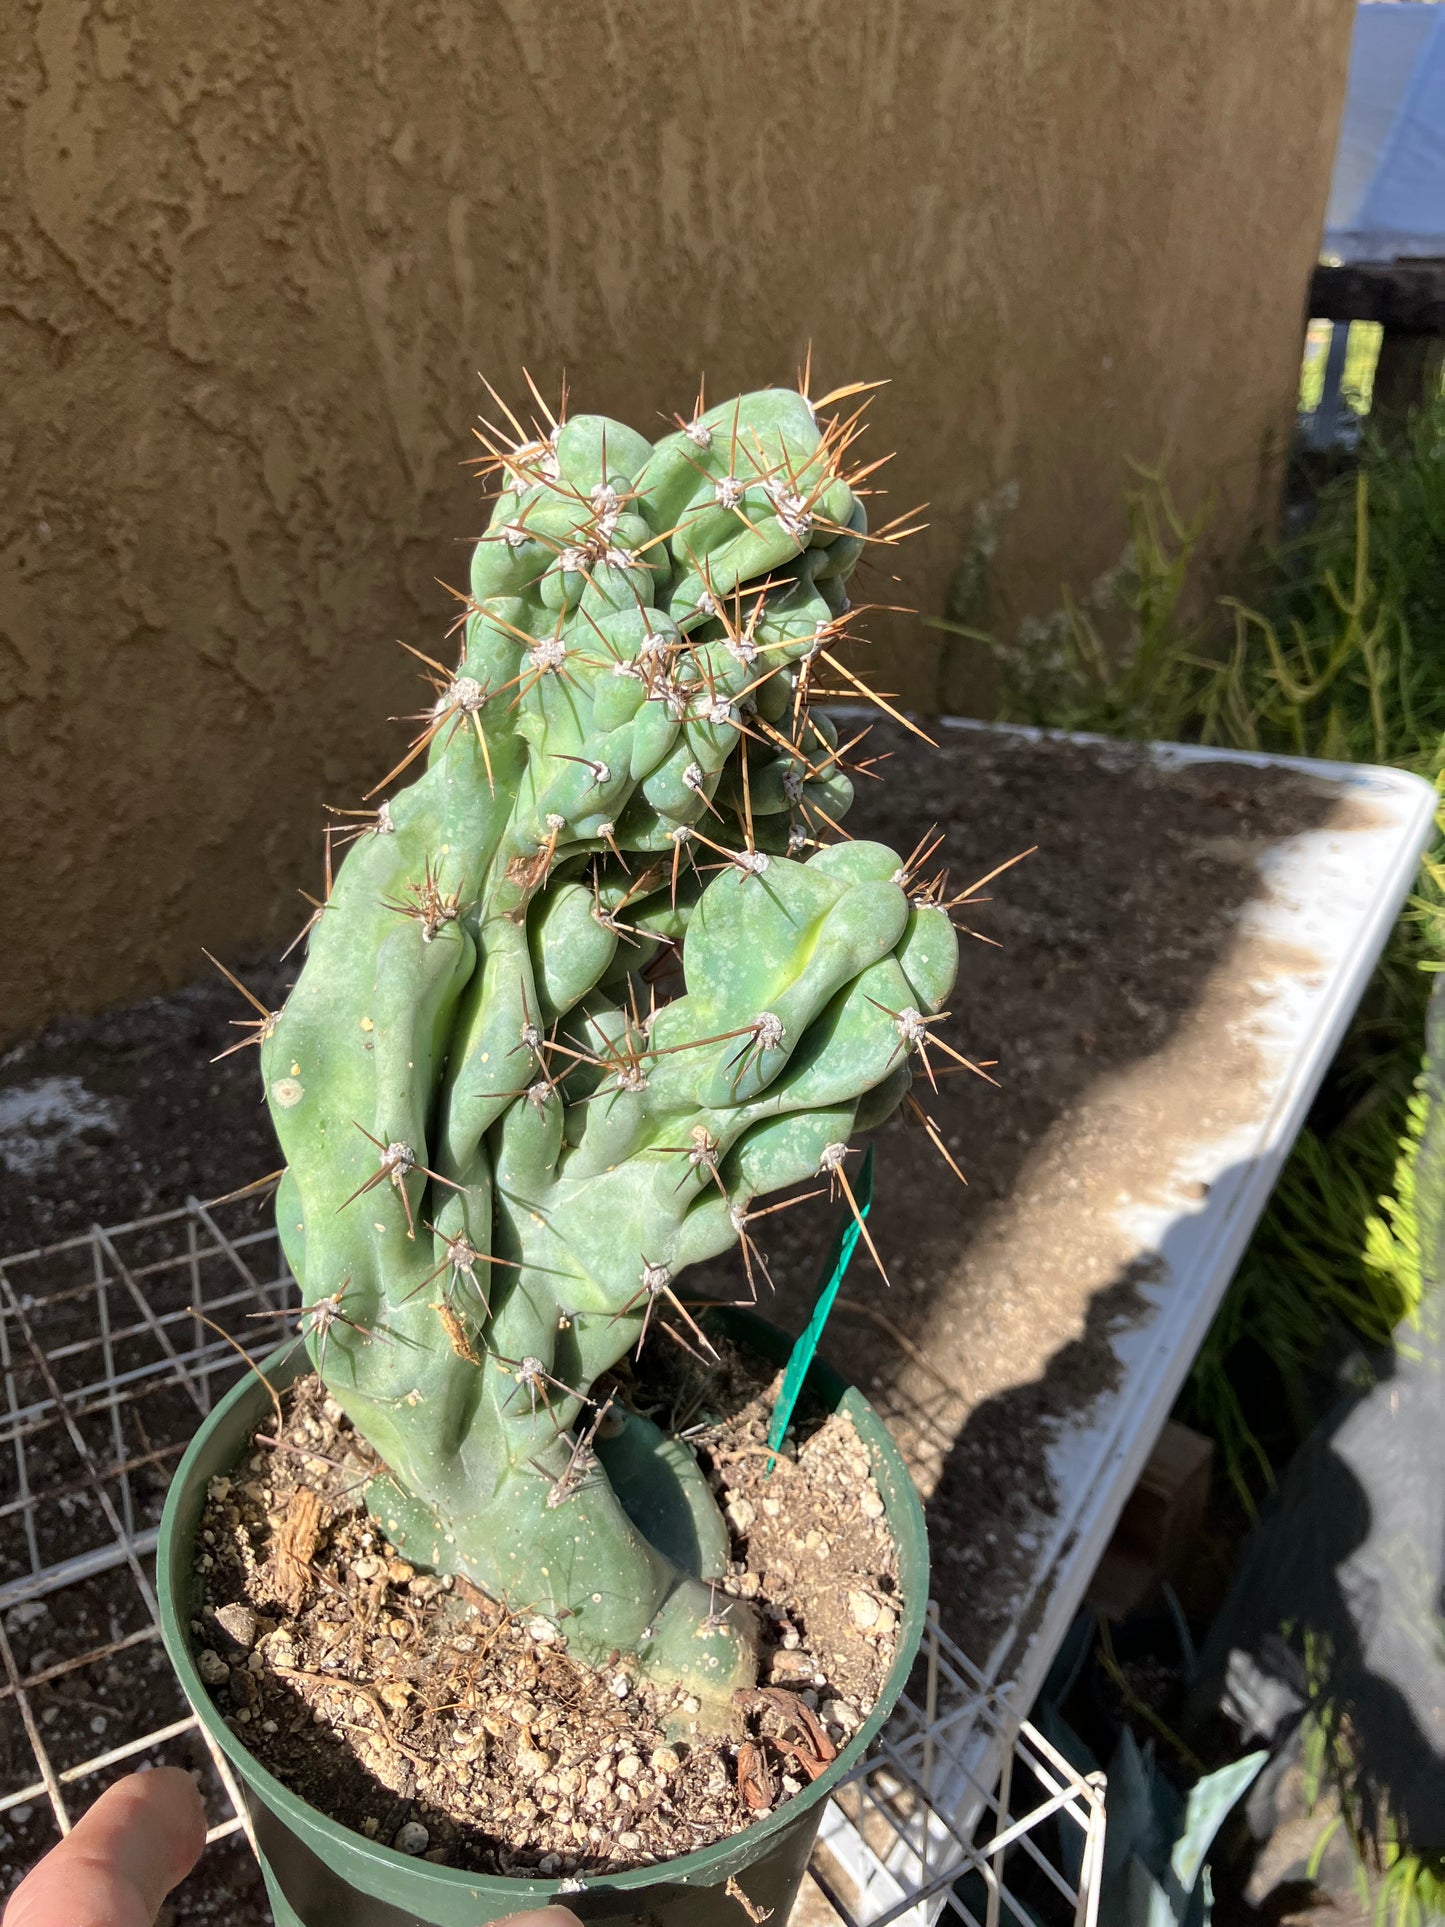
[255,379,966,1722]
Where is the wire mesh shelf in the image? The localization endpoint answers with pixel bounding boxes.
[807,1611,1104,1926]
[0,1203,1103,1921]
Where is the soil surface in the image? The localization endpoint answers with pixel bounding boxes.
[0,723,1345,1919]
[190,1347,897,1876]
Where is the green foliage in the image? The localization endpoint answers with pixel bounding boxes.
[939,473,1219,744]
[1298,1627,1445,1927]
[1373,1854,1445,1927]
[942,394,1445,1510]
[252,384,956,1716]
[956,404,1445,775]
[1095,1731,1265,1927]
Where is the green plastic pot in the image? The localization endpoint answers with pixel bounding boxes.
[158,1309,928,1926]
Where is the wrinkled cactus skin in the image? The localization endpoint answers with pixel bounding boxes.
[257,387,958,1721]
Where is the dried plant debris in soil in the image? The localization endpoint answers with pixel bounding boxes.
[191,1359,899,1874]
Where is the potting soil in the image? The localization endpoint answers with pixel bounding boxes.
[187,1348,900,1874]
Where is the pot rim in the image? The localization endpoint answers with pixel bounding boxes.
[157,1305,928,1900]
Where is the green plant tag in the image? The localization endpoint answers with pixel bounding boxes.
[765,1143,875,1470]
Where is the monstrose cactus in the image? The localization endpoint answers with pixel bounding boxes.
[250,378,959,1724]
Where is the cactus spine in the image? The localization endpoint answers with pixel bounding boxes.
[254,379,958,1723]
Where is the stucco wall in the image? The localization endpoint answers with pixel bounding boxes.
[1,0,1353,1039]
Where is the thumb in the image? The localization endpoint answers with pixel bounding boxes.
[4,1767,207,1927]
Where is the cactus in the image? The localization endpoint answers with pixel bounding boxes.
[246,377,960,1725]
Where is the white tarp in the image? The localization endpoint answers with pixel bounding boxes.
[1324,2,1445,263]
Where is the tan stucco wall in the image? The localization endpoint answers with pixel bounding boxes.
[1,1,1354,1040]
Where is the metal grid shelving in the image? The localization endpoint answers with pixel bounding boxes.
[808,1608,1104,1927]
[0,1203,1102,1921]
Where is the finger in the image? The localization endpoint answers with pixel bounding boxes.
[3,1767,207,1927]
[497,1912,583,1927]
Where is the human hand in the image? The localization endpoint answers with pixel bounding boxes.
[3,1768,205,1927]
[2,1764,582,1927]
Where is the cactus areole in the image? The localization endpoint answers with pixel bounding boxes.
[253,380,959,1728]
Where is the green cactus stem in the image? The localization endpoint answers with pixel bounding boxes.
[248,380,958,1727]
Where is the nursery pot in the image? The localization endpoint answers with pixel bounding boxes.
[158,1307,929,1927]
